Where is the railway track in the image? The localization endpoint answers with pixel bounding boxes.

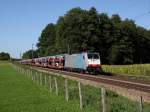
[33,66,150,93]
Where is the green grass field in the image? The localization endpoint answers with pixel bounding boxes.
[102,64,150,77]
[0,61,82,112]
[0,61,150,112]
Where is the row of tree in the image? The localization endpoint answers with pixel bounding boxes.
[23,7,150,64]
[0,52,10,60]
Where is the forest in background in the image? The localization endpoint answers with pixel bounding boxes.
[0,52,10,60]
[22,7,150,64]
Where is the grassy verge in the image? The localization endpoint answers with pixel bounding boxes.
[0,62,82,112]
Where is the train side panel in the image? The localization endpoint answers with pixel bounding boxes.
[64,53,86,70]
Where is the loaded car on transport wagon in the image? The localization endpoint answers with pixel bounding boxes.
[54,54,65,69]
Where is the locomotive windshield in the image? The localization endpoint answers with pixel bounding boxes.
[88,53,100,59]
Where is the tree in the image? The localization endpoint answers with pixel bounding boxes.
[134,26,150,63]
[22,50,38,59]
[56,7,86,54]
[98,13,113,64]
[0,52,10,60]
[56,7,101,54]
[109,19,136,64]
[37,23,56,56]
[111,14,121,24]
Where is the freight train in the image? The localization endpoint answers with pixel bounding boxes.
[20,52,102,74]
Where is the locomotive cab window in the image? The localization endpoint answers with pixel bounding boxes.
[88,53,99,59]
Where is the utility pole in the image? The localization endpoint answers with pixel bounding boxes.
[20,52,22,59]
[32,44,34,59]
[68,44,70,54]
[38,53,39,58]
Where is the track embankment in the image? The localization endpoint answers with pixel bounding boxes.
[29,66,150,103]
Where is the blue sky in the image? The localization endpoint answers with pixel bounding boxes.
[0,0,150,58]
